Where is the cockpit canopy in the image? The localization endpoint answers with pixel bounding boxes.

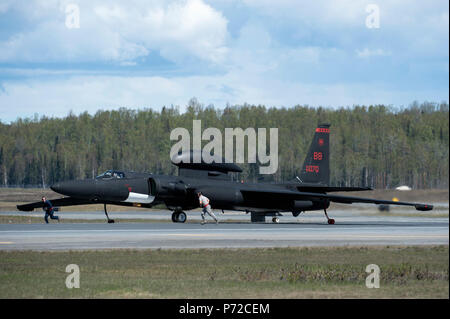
[96,170,125,179]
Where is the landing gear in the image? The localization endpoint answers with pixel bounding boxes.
[171,211,187,223]
[250,212,266,223]
[177,212,187,223]
[104,204,115,223]
[292,211,302,217]
[323,208,334,225]
[272,217,280,223]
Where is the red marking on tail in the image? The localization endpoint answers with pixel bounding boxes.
[306,165,320,173]
[318,138,324,146]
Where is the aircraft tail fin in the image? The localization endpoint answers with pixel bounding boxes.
[298,124,330,185]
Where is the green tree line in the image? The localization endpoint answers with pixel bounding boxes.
[0,100,448,189]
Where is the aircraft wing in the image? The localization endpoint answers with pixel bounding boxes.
[17,197,93,211]
[295,186,373,192]
[240,189,433,211]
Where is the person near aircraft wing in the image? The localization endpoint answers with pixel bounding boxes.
[42,196,59,224]
[198,192,219,225]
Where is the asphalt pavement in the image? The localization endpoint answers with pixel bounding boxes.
[0,212,447,250]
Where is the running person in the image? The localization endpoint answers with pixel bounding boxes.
[197,192,218,224]
[42,196,59,223]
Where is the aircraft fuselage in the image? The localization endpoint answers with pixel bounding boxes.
[50,173,328,214]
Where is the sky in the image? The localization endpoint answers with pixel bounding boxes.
[0,0,448,123]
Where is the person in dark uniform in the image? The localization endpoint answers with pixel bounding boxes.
[42,196,59,223]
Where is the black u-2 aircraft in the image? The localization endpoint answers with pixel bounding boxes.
[17,124,433,223]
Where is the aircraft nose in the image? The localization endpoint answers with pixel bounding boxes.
[50,182,62,193]
[50,180,96,198]
[50,181,74,195]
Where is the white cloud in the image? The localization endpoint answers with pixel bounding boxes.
[240,0,449,58]
[0,0,447,123]
[356,48,391,58]
[93,0,229,63]
[0,0,229,64]
[1,70,447,123]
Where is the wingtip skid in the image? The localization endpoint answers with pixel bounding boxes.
[415,204,433,211]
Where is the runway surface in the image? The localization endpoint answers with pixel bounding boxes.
[0,216,448,250]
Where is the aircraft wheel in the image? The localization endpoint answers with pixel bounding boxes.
[177,212,187,223]
[272,217,280,223]
[328,219,335,225]
[171,212,178,223]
